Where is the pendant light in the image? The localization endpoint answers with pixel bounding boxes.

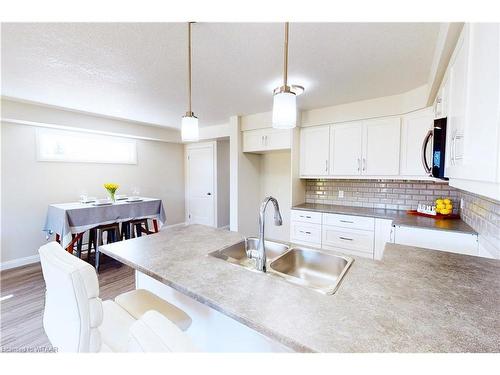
[272,22,303,129]
[181,22,199,142]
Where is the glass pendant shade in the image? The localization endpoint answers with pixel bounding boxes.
[272,91,297,129]
[181,114,199,142]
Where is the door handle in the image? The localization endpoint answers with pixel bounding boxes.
[421,129,433,175]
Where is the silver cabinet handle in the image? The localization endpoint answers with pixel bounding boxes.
[421,129,433,175]
[325,160,328,172]
[339,220,354,224]
[339,236,353,241]
[362,158,366,172]
[357,158,361,172]
[299,215,312,219]
[299,230,311,235]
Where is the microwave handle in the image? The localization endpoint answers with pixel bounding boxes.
[421,129,433,175]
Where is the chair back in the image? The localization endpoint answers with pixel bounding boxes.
[39,242,103,352]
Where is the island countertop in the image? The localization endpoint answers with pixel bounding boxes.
[100,224,500,353]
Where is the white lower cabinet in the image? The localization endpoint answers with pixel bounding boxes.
[322,225,374,258]
[290,221,322,247]
[392,225,478,256]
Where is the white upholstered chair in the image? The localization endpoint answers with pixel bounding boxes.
[39,241,196,352]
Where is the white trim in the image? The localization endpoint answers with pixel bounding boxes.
[1,117,173,143]
[0,222,186,271]
[0,254,40,271]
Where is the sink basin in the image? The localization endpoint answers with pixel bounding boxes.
[209,237,289,268]
[269,247,353,295]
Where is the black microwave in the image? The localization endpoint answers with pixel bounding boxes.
[422,117,448,180]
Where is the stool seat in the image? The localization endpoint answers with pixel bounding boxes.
[114,289,192,331]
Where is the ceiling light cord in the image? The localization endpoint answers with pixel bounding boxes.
[187,21,193,115]
[283,22,289,89]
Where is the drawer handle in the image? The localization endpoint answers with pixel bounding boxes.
[339,220,354,224]
[299,215,312,219]
[299,230,312,235]
[339,236,353,241]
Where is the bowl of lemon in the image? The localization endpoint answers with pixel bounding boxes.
[435,198,453,215]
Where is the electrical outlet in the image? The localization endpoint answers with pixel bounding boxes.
[460,198,464,209]
[338,190,344,199]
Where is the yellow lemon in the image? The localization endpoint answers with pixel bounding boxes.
[443,198,451,205]
[440,209,451,215]
[436,203,445,210]
[436,199,444,205]
[445,204,453,210]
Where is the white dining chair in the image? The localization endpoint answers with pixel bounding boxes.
[38,242,197,352]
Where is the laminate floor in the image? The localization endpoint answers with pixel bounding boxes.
[0,259,134,351]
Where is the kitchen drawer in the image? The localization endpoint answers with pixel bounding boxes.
[323,213,375,231]
[291,210,322,224]
[322,225,374,255]
[290,222,322,246]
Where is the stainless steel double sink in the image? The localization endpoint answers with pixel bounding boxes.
[209,237,353,295]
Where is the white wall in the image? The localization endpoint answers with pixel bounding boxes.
[260,151,291,241]
[0,103,185,266]
[216,139,230,228]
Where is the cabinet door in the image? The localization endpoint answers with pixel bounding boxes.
[446,27,469,176]
[330,122,363,175]
[300,125,330,176]
[400,108,433,177]
[362,118,401,176]
[242,129,265,153]
[264,128,291,151]
[458,23,500,183]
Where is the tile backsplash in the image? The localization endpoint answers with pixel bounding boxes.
[304,179,500,258]
[460,190,500,257]
[305,179,460,212]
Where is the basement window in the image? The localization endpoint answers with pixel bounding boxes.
[36,128,137,164]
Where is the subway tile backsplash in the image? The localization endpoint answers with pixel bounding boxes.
[304,179,460,212]
[304,179,500,258]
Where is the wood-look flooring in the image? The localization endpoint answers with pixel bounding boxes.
[0,259,134,350]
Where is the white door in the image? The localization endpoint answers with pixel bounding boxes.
[362,118,401,176]
[186,143,215,226]
[330,122,363,175]
[400,108,433,177]
[299,125,330,176]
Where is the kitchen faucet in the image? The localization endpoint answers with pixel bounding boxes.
[250,196,283,272]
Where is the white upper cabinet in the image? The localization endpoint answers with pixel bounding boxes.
[400,108,434,177]
[443,24,500,199]
[330,122,363,175]
[446,26,469,176]
[243,128,291,153]
[362,117,401,176]
[300,125,330,176]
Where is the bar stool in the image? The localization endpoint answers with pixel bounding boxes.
[130,219,152,238]
[89,223,121,272]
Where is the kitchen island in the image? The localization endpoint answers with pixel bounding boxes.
[100,224,500,352]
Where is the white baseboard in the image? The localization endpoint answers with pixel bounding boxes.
[0,254,40,271]
[0,222,187,272]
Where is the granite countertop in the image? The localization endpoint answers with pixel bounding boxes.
[292,203,477,234]
[100,224,500,353]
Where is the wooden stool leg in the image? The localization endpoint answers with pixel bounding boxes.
[153,219,159,233]
[76,236,83,258]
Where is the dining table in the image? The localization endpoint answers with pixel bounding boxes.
[43,197,167,252]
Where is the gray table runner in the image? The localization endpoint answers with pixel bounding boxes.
[43,198,167,248]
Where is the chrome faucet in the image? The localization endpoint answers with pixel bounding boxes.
[251,196,283,272]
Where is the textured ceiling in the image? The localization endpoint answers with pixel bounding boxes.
[1,22,440,129]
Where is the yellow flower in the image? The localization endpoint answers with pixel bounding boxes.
[104,183,119,192]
